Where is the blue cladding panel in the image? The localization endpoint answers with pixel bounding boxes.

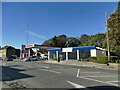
[47,48,62,52]
[47,46,96,52]
[73,46,96,50]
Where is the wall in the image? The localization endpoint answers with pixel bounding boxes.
[90,49,107,57]
[96,49,106,56]
[1,49,6,59]
[90,49,96,57]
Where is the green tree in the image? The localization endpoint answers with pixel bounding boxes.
[107,1,120,52]
[65,37,80,47]
[52,36,58,46]
[80,34,90,44]
[57,34,67,47]
[80,33,105,47]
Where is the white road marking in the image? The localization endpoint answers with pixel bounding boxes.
[78,76,119,87]
[80,72,110,74]
[39,69,61,74]
[39,65,49,69]
[107,81,120,83]
[67,81,86,88]
[107,82,119,87]
[80,72,100,73]
[76,69,80,77]
[96,67,117,70]
[85,75,117,78]
[106,81,119,87]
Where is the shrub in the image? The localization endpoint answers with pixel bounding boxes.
[88,56,120,64]
[108,56,120,63]
[88,56,107,64]
[88,57,97,60]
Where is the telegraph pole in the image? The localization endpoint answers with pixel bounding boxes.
[27,25,29,48]
[26,25,29,57]
[105,13,110,66]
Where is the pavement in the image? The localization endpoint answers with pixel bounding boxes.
[1,59,120,89]
[45,60,119,70]
[1,82,10,89]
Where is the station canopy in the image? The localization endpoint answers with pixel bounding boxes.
[47,46,96,52]
[72,46,96,50]
[27,44,65,49]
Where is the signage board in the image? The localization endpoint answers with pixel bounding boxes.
[62,47,73,52]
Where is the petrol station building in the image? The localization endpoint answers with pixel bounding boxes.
[20,44,65,59]
[47,46,107,62]
[47,46,96,62]
[20,44,107,61]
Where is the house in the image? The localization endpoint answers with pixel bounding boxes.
[0,46,18,59]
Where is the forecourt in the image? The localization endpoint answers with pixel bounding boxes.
[2,60,119,89]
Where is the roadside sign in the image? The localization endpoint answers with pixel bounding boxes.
[62,47,73,52]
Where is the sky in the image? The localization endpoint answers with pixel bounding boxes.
[2,2,118,49]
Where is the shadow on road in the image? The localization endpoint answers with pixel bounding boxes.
[2,66,34,81]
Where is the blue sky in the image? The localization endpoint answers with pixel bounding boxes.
[2,2,118,49]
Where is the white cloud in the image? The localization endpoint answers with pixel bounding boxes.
[28,31,47,39]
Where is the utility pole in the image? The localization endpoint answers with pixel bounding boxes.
[105,13,110,66]
[26,25,29,57]
[27,25,29,48]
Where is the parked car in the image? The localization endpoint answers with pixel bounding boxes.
[41,54,48,59]
[23,56,39,61]
[23,57,30,61]
[30,56,39,61]
[5,57,13,61]
[11,55,17,59]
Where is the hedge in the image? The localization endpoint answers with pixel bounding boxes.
[88,56,120,64]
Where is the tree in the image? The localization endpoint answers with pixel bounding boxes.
[57,34,67,47]
[52,36,58,46]
[107,1,120,52]
[79,34,90,44]
[65,37,80,47]
[42,35,80,47]
[80,33,105,47]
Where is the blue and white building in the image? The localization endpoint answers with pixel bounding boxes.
[47,46,107,61]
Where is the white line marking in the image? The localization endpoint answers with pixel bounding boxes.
[107,82,119,87]
[39,69,61,74]
[85,75,117,78]
[78,76,119,87]
[107,81,120,83]
[77,69,80,77]
[80,72,110,74]
[39,65,49,69]
[96,67,117,70]
[67,81,86,88]
[80,72,100,73]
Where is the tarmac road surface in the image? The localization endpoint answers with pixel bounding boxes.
[1,59,120,90]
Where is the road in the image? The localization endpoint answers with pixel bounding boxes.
[1,59,120,90]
